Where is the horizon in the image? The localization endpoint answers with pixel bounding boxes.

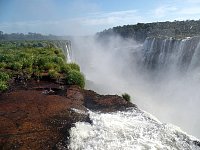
[1,0,200,36]
[1,19,200,36]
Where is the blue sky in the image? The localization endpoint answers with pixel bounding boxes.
[0,0,200,35]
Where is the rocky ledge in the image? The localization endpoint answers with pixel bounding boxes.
[0,80,135,149]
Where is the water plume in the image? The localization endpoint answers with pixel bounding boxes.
[72,35,200,139]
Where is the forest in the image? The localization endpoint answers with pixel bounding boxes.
[97,20,200,42]
[0,31,68,41]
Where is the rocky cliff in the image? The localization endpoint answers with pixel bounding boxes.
[0,79,134,149]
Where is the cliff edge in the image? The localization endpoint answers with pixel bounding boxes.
[0,80,135,149]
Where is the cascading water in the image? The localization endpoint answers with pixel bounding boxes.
[53,40,73,63]
[70,36,200,148]
[141,36,200,72]
[66,43,72,63]
[68,108,200,150]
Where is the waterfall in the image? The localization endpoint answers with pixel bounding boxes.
[68,108,200,150]
[70,36,200,146]
[54,40,73,63]
[66,42,72,63]
[141,36,200,72]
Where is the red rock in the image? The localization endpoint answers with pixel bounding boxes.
[0,80,135,149]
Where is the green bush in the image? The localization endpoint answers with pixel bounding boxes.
[0,72,9,81]
[48,69,60,79]
[21,57,33,69]
[54,49,60,54]
[52,56,64,65]
[0,81,8,91]
[65,70,85,88]
[60,64,71,74]
[0,62,7,69]
[68,63,80,71]
[57,53,65,60]
[122,93,131,102]
[10,62,23,71]
[43,62,54,71]
[34,56,49,67]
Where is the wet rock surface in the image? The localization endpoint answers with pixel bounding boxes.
[0,80,135,149]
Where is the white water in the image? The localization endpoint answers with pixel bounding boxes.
[71,36,200,143]
[66,44,72,63]
[142,36,200,71]
[69,108,200,150]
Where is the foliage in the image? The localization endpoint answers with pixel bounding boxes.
[0,81,8,91]
[0,32,67,41]
[0,40,85,91]
[65,70,85,88]
[68,63,80,71]
[0,72,9,92]
[60,64,71,74]
[9,62,23,71]
[98,19,200,42]
[0,72,10,81]
[122,93,131,102]
[48,69,60,79]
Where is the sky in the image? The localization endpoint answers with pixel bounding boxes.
[0,0,200,35]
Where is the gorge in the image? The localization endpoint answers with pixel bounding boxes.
[72,24,200,144]
[1,20,200,149]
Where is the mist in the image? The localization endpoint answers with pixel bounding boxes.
[71,35,200,139]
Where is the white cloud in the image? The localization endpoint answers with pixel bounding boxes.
[79,10,143,26]
[151,1,200,21]
[153,5,177,18]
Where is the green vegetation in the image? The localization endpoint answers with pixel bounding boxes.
[65,70,85,88]
[0,32,67,41]
[68,63,80,71]
[122,93,131,102]
[0,40,85,92]
[98,20,200,42]
[0,72,9,91]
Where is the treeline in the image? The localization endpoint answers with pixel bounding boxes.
[97,20,200,42]
[0,31,69,41]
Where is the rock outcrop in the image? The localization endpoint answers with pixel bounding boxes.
[0,80,134,149]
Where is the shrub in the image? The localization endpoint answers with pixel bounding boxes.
[122,93,131,102]
[65,70,85,88]
[0,62,7,69]
[60,64,71,74]
[43,62,54,71]
[21,57,33,69]
[54,49,60,54]
[0,72,9,81]
[0,81,8,91]
[35,56,49,67]
[23,67,33,77]
[68,63,80,71]
[57,53,65,60]
[52,56,64,65]
[10,62,23,71]
[48,69,60,79]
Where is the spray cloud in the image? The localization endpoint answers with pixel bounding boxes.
[72,35,200,139]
